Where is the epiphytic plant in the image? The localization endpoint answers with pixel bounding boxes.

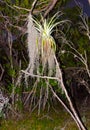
[27,12,64,76]
[17,11,87,129]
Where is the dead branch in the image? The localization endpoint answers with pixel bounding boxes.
[14,5,30,12]
[21,59,87,130]
[44,0,58,18]
[21,70,58,80]
[54,55,87,130]
[0,64,4,81]
[30,0,38,14]
[50,85,81,130]
[0,0,18,12]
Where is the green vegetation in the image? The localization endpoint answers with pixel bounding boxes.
[1,107,90,130]
[0,0,90,130]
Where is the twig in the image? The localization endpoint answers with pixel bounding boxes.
[44,0,58,18]
[14,5,44,14]
[8,104,21,118]
[0,64,4,81]
[39,114,53,121]
[65,41,90,94]
[24,79,39,106]
[0,0,18,12]
[30,0,38,14]
[21,70,59,80]
[14,5,30,12]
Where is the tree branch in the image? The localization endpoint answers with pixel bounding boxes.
[44,0,58,18]
[21,70,58,80]
[0,64,4,81]
[30,0,38,14]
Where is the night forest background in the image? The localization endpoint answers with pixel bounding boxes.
[0,0,90,130]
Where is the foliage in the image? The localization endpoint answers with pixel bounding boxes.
[28,12,64,75]
[0,2,90,130]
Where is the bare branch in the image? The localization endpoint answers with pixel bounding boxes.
[49,85,81,130]
[0,0,18,12]
[14,5,30,12]
[44,0,58,18]
[21,70,58,80]
[0,64,4,81]
[30,0,38,14]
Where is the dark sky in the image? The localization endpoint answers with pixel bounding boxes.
[66,0,90,16]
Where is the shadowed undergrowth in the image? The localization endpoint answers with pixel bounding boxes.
[0,106,90,130]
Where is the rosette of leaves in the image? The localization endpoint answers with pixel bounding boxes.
[27,12,64,76]
[24,12,66,113]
